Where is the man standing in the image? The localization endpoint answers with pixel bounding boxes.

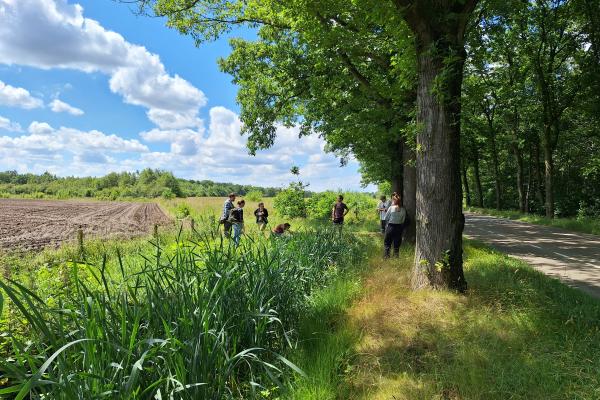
[220,192,236,238]
[376,195,391,234]
[331,195,349,236]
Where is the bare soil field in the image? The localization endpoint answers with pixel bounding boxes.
[0,199,171,251]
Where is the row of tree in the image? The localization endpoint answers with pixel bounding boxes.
[0,169,280,199]
[131,0,598,291]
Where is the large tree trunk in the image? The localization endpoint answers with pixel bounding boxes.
[512,143,526,213]
[542,127,555,218]
[473,149,484,208]
[462,160,471,207]
[391,139,404,195]
[411,45,467,292]
[402,144,416,245]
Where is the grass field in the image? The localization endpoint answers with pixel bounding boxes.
[466,207,600,236]
[2,198,599,399]
[291,240,600,400]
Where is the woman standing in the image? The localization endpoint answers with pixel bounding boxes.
[254,202,269,231]
[383,196,406,258]
[229,199,245,247]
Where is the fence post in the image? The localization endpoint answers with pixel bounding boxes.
[154,224,159,238]
[77,229,84,256]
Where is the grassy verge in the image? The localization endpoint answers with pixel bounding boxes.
[283,234,379,399]
[466,206,600,236]
[340,240,600,399]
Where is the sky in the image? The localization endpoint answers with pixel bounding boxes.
[0,0,372,191]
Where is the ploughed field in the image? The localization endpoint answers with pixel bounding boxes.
[0,199,171,251]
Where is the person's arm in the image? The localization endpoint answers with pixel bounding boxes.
[343,204,350,216]
[331,205,335,220]
[383,207,391,222]
[264,209,269,218]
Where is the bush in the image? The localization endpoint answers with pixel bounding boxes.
[307,191,338,220]
[245,190,263,202]
[175,202,192,218]
[274,183,307,218]
[161,188,175,199]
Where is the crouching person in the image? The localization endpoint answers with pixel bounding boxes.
[272,223,291,237]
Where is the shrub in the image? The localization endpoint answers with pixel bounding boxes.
[245,190,263,202]
[306,191,338,220]
[274,182,307,218]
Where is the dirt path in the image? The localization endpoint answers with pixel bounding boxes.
[0,199,171,251]
[464,212,600,299]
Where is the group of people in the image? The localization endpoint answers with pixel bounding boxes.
[377,192,408,258]
[219,193,291,246]
[219,191,407,257]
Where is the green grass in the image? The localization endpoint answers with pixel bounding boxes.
[0,218,369,398]
[466,206,600,236]
[341,241,600,399]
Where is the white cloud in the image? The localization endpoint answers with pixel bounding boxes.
[0,115,22,132]
[0,0,206,129]
[0,79,43,109]
[28,121,54,135]
[1,122,149,154]
[49,98,84,115]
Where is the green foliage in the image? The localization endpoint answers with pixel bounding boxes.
[274,182,307,219]
[306,192,338,220]
[0,226,367,399]
[245,190,263,202]
[0,169,280,200]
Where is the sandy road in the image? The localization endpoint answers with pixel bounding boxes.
[464,213,600,299]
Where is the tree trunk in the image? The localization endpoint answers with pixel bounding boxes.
[489,128,502,210]
[534,138,545,210]
[462,160,471,207]
[473,149,484,208]
[411,45,467,292]
[402,144,416,245]
[391,139,404,195]
[542,127,555,218]
[512,143,526,213]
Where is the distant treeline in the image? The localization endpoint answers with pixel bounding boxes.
[0,170,280,200]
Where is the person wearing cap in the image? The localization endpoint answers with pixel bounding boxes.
[220,192,236,238]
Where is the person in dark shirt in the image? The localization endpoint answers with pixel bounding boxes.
[229,199,245,246]
[272,223,291,236]
[331,195,349,236]
[254,202,269,231]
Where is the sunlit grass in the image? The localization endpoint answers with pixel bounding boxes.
[341,241,600,399]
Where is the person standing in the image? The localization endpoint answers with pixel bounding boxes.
[254,202,269,231]
[229,199,245,246]
[220,193,236,238]
[377,195,391,234]
[383,196,407,258]
[331,195,349,236]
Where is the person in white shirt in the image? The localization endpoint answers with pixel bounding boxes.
[383,195,407,258]
[377,195,392,233]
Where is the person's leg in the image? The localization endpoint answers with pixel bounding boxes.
[223,221,232,238]
[383,225,393,258]
[380,219,386,234]
[233,223,241,246]
[393,227,403,257]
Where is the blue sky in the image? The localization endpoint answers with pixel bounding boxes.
[0,0,371,191]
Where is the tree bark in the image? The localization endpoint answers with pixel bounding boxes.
[512,143,526,213]
[410,44,467,292]
[533,138,545,210]
[391,139,404,195]
[542,127,555,218]
[489,130,502,210]
[473,149,484,208]
[462,160,471,207]
[402,144,416,245]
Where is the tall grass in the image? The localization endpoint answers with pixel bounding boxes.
[0,224,366,399]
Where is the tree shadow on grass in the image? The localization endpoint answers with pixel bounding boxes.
[342,244,600,400]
